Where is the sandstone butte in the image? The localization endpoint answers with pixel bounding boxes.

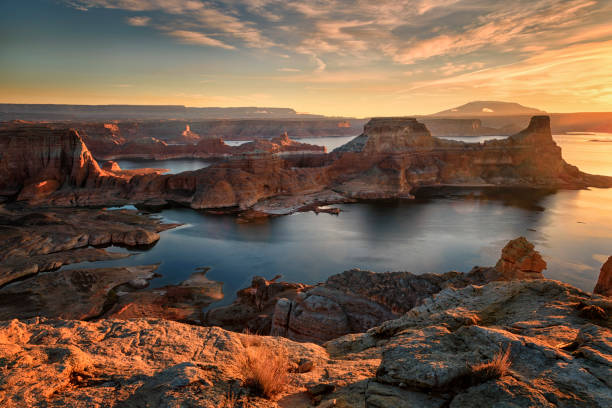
[1,115,611,211]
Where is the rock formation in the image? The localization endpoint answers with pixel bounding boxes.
[2,116,611,213]
[1,278,610,407]
[72,121,328,160]
[0,206,176,286]
[594,256,612,297]
[209,237,548,343]
[493,237,547,280]
[0,125,114,201]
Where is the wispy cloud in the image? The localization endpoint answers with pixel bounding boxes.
[55,0,612,114]
[63,1,611,71]
[126,16,150,26]
[168,30,235,50]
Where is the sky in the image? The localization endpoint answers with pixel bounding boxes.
[1,0,611,117]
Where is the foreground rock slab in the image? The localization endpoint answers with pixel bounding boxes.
[0,206,177,287]
[1,278,610,407]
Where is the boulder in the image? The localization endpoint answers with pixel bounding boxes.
[494,236,546,280]
[594,256,612,297]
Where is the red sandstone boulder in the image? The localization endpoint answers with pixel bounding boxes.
[494,237,546,280]
[594,256,612,297]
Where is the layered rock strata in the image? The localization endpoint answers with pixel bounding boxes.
[2,116,611,213]
[0,206,176,286]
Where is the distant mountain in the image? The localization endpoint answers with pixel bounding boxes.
[431,101,546,117]
[0,104,325,121]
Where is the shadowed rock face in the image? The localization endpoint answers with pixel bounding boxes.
[594,256,612,297]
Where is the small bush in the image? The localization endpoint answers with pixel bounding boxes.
[470,346,512,383]
[238,335,290,399]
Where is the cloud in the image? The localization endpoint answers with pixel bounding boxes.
[168,30,235,50]
[277,68,301,72]
[126,16,150,26]
[404,39,612,106]
[61,0,612,79]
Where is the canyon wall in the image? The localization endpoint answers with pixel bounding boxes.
[0,124,123,202]
[2,116,611,210]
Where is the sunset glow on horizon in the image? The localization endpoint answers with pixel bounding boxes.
[1,0,611,116]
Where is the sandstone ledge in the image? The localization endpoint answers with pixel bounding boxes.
[1,278,610,407]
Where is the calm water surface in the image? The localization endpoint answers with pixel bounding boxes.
[77,133,612,305]
[113,158,211,174]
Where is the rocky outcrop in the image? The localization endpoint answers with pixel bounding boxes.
[0,206,177,286]
[0,265,160,321]
[493,236,547,280]
[210,237,547,343]
[365,279,612,407]
[2,116,611,211]
[105,269,224,323]
[594,256,612,297]
[101,160,121,172]
[330,116,612,201]
[1,278,610,407]
[0,125,115,200]
[205,276,310,333]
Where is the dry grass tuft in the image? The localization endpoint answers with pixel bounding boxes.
[470,346,512,383]
[238,337,290,400]
[219,390,251,408]
[240,329,263,348]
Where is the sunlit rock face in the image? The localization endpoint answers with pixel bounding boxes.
[494,237,547,280]
[1,278,610,407]
[330,115,612,201]
[2,116,611,211]
[335,117,434,153]
[594,256,612,297]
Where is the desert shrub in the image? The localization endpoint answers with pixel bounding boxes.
[469,346,512,384]
[238,335,290,399]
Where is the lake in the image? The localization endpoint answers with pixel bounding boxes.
[113,158,212,174]
[76,133,612,306]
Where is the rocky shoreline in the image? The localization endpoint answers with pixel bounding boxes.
[0,208,611,407]
[0,247,610,407]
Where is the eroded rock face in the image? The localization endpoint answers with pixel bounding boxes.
[594,256,612,297]
[0,125,117,200]
[2,116,611,212]
[205,275,310,333]
[494,236,547,280]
